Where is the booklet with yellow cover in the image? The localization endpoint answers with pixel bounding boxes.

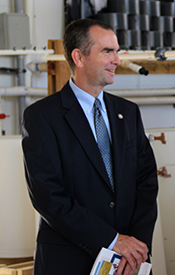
[90,247,152,275]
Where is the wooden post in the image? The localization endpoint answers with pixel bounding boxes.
[47,40,71,95]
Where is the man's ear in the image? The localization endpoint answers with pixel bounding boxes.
[71,48,83,68]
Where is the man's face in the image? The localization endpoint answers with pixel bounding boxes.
[81,26,121,91]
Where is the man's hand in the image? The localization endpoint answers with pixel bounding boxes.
[116,257,137,275]
[113,234,148,275]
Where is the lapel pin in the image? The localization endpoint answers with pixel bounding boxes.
[118,113,123,119]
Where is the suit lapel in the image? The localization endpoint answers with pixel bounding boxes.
[104,92,126,191]
[60,84,111,188]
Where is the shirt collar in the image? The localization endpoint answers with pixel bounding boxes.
[69,77,106,114]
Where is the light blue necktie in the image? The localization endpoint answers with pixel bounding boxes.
[94,98,114,191]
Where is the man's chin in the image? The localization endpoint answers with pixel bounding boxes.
[100,77,115,88]
[105,78,115,86]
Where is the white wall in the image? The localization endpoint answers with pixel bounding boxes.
[23,0,64,89]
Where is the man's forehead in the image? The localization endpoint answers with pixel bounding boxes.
[90,26,119,48]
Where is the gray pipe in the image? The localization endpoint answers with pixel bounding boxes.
[14,0,23,14]
[15,0,26,133]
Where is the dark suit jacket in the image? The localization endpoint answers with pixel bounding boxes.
[22,82,158,275]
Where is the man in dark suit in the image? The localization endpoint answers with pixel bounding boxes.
[22,19,158,275]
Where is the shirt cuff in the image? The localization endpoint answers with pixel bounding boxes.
[108,233,119,250]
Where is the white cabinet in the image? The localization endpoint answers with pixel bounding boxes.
[0,135,36,258]
[146,128,175,275]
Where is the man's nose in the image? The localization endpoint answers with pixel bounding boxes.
[112,52,121,66]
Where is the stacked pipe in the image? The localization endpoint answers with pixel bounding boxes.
[94,0,175,50]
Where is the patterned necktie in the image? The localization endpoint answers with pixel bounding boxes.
[93,98,114,191]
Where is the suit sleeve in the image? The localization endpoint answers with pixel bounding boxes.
[22,103,117,259]
[128,105,158,253]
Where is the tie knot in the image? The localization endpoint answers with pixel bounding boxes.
[94,98,101,110]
